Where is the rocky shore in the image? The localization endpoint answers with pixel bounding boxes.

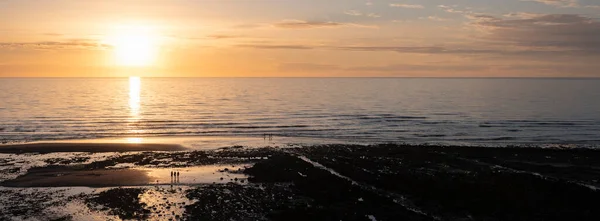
[1,144,599,220]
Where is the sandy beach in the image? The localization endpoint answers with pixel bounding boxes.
[1,142,599,220]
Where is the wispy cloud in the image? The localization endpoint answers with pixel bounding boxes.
[236,44,314,50]
[346,63,600,77]
[390,4,424,9]
[469,13,600,53]
[0,40,109,50]
[437,5,475,15]
[235,43,536,56]
[273,20,376,29]
[503,12,544,19]
[206,34,243,40]
[522,0,579,8]
[344,10,363,16]
[236,18,600,57]
[366,13,382,18]
[344,10,381,18]
[420,16,448,21]
[349,64,489,72]
[274,20,343,29]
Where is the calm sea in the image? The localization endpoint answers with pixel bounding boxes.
[1,78,599,147]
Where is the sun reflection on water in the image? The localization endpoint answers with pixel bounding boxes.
[126,137,144,143]
[129,76,141,117]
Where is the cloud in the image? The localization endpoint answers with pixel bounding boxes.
[390,4,424,9]
[344,10,381,18]
[0,40,109,50]
[503,12,544,19]
[237,13,600,58]
[232,23,265,29]
[235,40,598,59]
[349,64,489,72]
[236,44,505,55]
[236,44,314,50]
[522,0,579,8]
[346,63,600,77]
[367,13,382,18]
[438,5,467,14]
[272,61,600,77]
[469,14,600,53]
[333,46,506,55]
[420,16,448,21]
[273,20,345,29]
[344,10,362,16]
[272,20,376,29]
[434,6,600,55]
[206,34,242,39]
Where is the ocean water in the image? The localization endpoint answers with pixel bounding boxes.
[1,78,599,147]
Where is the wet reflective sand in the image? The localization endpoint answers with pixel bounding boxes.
[145,165,249,185]
[1,165,249,187]
[0,142,185,153]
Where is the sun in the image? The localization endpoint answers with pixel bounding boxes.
[106,25,159,67]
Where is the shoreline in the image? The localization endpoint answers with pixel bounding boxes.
[0,139,597,155]
[0,136,364,152]
[0,142,186,153]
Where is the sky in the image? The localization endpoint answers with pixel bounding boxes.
[1,0,600,77]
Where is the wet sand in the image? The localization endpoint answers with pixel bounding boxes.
[0,142,186,153]
[1,167,151,187]
[1,144,600,220]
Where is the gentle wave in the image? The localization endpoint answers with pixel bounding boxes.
[1,78,600,147]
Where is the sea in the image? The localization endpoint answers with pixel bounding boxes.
[1,77,599,147]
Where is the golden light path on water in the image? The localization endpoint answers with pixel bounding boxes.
[128,76,143,143]
[129,76,141,115]
[126,137,144,144]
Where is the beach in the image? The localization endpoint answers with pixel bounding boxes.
[0,142,186,154]
[3,0,600,219]
[1,142,599,220]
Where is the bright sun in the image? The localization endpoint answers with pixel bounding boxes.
[107,25,159,67]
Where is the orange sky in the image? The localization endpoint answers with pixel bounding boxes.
[1,0,600,77]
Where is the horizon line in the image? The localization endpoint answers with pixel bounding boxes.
[1,76,600,79]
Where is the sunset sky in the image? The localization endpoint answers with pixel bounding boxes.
[1,0,599,77]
